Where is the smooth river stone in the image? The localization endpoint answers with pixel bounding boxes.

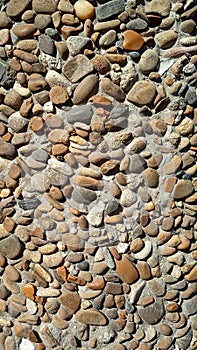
[96,0,125,21]
[145,0,171,17]
[139,49,159,74]
[66,104,93,124]
[122,30,144,51]
[134,241,152,260]
[74,0,95,20]
[127,81,156,106]
[75,308,107,325]
[173,180,193,199]
[115,256,139,284]
[72,75,99,104]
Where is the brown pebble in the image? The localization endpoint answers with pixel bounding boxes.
[29,117,44,132]
[122,30,144,51]
[49,86,69,105]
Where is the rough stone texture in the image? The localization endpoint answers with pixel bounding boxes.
[62,55,94,83]
[138,299,165,325]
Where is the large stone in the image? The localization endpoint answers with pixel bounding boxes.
[101,78,125,102]
[173,180,193,199]
[142,168,159,188]
[75,309,107,325]
[0,235,22,259]
[62,54,93,83]
[115,256,139,284]
[59,290,81,314]
[138,299,165,324]
[127,81,156,106]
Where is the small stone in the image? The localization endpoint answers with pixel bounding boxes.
[74,0,95,20]
[99,30,116,47]
[0,12,11,28]
[173,180,193,199]
[126,18,148,32]
[127,81,156,106]
[184,265,197,282]
[134,241,152,260]
[63,54,93,83]
[142,168,159,188]
[120,189,137,207]
[43,252,63,268]
[4,90,23,110]
[49,86,68,105]
[0,29,10,46]
[96,0,125,21]
[73,75,99,104]
[176,117,193,136]
[155,30,178,49]
[181,20,196,34]
[88,276,105,290]
[122,30,144,51]
[0,235,22,259]
[139,49,159,75]
[75,309,107,325]
[159,324,172,336]
[163,155,182,174]
[22,283,36,301]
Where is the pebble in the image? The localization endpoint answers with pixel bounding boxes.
[0,235,22,259]
[173,180,193,199]
[122,30,144,51]
[32,0,57,14]
[145,0,171,17]
[155,30,178,49]
[73,74,99,104]
[75,309,107,325]
[139,50,159,75]
[115,256,139,284]
[74,0,95,20]
[6,0,31,17]
[127,81,156,106]
[96,0,125,21]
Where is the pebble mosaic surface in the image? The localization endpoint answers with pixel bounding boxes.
[0,0,197,349]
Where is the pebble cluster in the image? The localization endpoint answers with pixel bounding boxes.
[0,0,197,349]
